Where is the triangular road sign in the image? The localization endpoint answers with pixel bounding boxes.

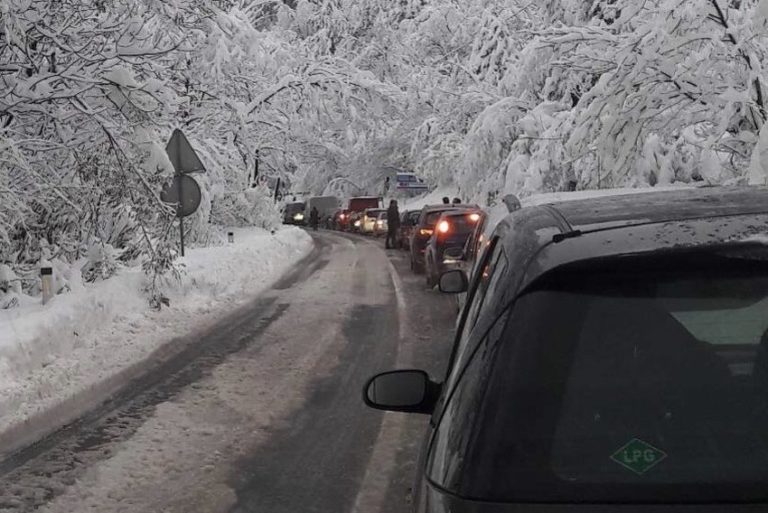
[166,129,206,174]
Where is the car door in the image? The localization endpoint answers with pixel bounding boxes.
[411,236,510,509]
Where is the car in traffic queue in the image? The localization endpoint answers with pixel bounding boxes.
[345,196,382,233]
[372,211,388,237]
[363,186,768,513]
[398,210,421,250]
[423,208,483,288]
[409,204,478,273]
[361,208,386,235]
[333,209,351,231]
[282,201,306,225]
[349,211,365,232]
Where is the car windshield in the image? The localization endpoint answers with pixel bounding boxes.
[285,203,305,214]
[442,249,768,503]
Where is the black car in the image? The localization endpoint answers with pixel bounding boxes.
[364,187,768,512]
[399,210,421,250]
[409,204,477,273]
[282,201,306,225]
[424,208,483,287]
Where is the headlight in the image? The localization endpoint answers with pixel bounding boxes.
[293,213,304,221]
[377,220,384,226]
[354,220,361,227]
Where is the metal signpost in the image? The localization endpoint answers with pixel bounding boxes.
[162,129,207,256]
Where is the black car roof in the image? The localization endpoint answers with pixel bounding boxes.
[439,209,481,218]
[422,203,477,212]
[546,186,768,232]
[494,187,768,298]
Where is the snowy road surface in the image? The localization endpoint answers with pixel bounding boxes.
[0,231,456,513]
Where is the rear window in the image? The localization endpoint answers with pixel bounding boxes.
[424,209,453,226]
[365,209,384,217]
[441,213,480,235]
[431,248,768,503]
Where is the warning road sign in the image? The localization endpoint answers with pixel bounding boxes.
[166,129,206,175]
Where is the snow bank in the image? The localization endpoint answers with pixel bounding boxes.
[0,227,312,456]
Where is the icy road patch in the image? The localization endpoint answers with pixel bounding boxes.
[0,227,312,457]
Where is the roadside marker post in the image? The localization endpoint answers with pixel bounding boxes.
[40,267,53,305]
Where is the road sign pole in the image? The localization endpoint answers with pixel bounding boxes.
[179,215,185,257]
[177,173,185,257]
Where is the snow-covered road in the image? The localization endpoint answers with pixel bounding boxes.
[0,231,456,513]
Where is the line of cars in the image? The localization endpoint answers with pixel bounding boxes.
[361,186,768,512]
[282,196,342,227]
[324,197,490,292]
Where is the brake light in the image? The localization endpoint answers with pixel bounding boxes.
[469,213,480,222]
[419,228,433,236]
[340,214,345,220]
[437,220,450,234]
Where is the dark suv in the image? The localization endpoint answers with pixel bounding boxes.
[409,204,477,273]
[364,187,768,512]
[424,208,483,287]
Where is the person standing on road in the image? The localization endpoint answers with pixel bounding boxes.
[386,200,400,249]
[309,206,319,231]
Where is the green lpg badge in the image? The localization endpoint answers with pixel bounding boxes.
[610,439,667,475]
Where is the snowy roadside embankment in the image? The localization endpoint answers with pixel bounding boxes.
[0,226,313,457]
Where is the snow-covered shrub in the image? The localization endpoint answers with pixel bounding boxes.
[81,243,123,283]
[210,187,281,231]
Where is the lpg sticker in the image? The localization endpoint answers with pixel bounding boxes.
[610,438,667,475]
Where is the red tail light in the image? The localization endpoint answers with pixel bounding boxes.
[437,220,450,234]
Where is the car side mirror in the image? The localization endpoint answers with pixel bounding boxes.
[439,269,468,293]
[363,370,440,415]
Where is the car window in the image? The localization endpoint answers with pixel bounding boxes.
[442,238,506,388]
[429,249,768,503]
[465,241,507,330]
[428,309,509,488]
